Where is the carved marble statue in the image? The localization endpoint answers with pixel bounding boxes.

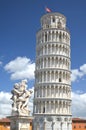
[11,79,33,116]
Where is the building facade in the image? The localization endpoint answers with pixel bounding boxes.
[33,12,72,130]
[1,118,86,130]
[0,118,10,130]
[0,118,32,130]
[72,118,86,130]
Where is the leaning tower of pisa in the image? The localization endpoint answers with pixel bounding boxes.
[33,12,72,130]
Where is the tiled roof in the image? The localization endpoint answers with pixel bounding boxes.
[72,118,86,122]
[0,117,32,123]
[0,118,10,123]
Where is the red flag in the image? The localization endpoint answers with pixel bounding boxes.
[45,7,51,13]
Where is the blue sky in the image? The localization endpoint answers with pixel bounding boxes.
[0,0,86,118]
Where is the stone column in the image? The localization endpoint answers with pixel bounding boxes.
[49,101,51,112]
[49,86,51,97]
[45,86,47,97]
[54,101,56,114]
[61,122,63,130]
[50,71,51,82]
[68,122,72,130]
[52,120,55,130]
[41,86,43,97]
[43,119,46,130]
[67,122,69,130]
[45,102,47,114]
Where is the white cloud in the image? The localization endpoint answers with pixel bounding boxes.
[4,57,35,80]
[71,64,86,82]
[72,91,86,118]
[80,64,86,74]
[0,91,12,118]
[71,69,83,82]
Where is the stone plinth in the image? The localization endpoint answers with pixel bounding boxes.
[8,116,33,130]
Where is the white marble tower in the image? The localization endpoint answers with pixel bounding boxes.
[33,12,72,130]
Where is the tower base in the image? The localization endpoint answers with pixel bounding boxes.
[33,115,72,130]
[8,116,33,130]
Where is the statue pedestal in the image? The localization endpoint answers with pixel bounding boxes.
[8,116,34,130]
